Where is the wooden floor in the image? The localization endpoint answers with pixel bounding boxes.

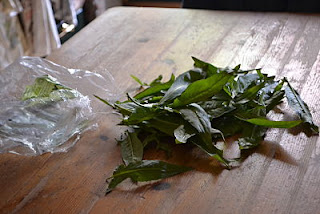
[1,7,320,214]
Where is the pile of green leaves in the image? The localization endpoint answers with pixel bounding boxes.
[96,57,318,194]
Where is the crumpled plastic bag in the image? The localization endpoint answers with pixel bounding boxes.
[0,56,120,155]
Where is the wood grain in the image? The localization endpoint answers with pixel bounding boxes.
[1,7,320,214]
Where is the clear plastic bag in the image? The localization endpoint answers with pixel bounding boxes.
[0,56,121,155]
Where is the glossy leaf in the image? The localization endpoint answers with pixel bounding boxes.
[172,72,232,107]
[160,69,204,104]
[179,104,212,145]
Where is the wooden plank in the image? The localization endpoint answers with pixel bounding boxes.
[1,7,320,214]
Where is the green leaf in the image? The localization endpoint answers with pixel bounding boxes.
[179,103,212,145]
[198,92,235,119]
[284,79,319,133]
[120,131,144,165]
[179,104,211,133]
[237,117,302,128]
[235,73,261,95]
[149,75,163,87]
[94,95,114,108]
[211,116,244,137]
[160,69,204,104]
[22,75,71,100]
[131,75,148,86]
[172,72,232,108]
[265,90,285,113]
[235,82,266,104]
[192,56,219,76]
[134,74,175,100]
[146,114,183,136]
[233,64,241,71]
[142,133,160,147]
[114,102,140,115]
[190,135,229,167]
[106,160,192,193]
[147,96,163,103]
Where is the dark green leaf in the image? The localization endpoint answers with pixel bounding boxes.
[235,82,266,104]
[284,79,319,133]
[274,78,285,92]
[190,135,229,167]
[142,132,160,147]
[198,92,235,119]
[146,114,183,136]
[179,103,212,145]
[120,131,143,165]
[265,90,285,112]
[211,116,244,137]
[235,73,261,94]
[238,124,267,150]
[233,64,241,71]
[172,72,232,107]
[106,160,192,193]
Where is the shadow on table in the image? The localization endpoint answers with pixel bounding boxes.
[239,140,299,167]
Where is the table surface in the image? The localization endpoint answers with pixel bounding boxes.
[1,7,320,214]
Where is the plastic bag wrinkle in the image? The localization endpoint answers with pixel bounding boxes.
[0,56,121,155]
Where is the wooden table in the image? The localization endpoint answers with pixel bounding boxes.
[1,7,320,214]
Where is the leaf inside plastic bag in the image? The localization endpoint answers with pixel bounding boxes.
[21,75,72,100]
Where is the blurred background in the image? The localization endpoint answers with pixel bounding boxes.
[1,0,319,69]
[0,0,183,69]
